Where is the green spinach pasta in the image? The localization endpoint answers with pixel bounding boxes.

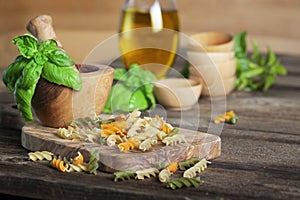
[114,171,136,182]
[167,177,203,190]
[178,157,200,170]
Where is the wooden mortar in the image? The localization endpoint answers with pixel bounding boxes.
[27,15,114,128]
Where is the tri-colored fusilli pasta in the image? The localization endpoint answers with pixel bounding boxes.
[28,151,53,161]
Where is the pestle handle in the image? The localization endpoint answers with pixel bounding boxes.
[26,14,62,47]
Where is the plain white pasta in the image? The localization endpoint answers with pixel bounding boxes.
[127,118,147,138]
[57,127,74,140]
[143,124,161,137]
[183,158,211,178]
[57,125,100,143]
[28,151,53,161]
[106,134,124,146]
[135,168,159,180]
[162,134,187,146]
[67,163,89,172]
[126,110,141,127]
[148,115,164,129]
[158,168,171,183]
[156,131,167,141]
[138,136,157,151]
[72,127,100,143]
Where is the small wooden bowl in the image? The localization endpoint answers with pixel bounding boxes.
[187,51,235,66]
[189,58,236,83]
[188,32,234,52]
[32,64,114,128]
[190,75,236,97]
[153,78,202,110]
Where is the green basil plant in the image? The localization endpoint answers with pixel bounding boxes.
[2,34,82,122]
[103,63,157,114]
[233,32,287,92]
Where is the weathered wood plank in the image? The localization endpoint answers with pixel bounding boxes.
[0,54,300,199]
[1,125,299,200]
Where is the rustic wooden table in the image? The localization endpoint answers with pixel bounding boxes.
[0,54,299,200]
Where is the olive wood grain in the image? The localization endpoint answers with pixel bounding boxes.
[26,14,62,47]
[21,123,221,172]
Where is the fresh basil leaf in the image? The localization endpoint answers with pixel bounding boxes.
[113,68,127,80]
[42,62,82,90]
[2,56,29,92]
[14,77,36,122]
[233,32,247,58]
[103,84,150,113]
[128,89,149,111]
[12,34,38,59]
[251,41,266,66]
[103,84,132,113]
[20,59,43,89]
[34,52,48,65]
[266,48,277,66]
[142,83,156,108]
[271,61,287,75]
[103,64,156,113]
[143,70,157,83]
[263,75,275,92]
[39,39,57,51]
[47,48,75,67]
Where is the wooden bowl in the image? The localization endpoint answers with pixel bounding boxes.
[188,32,234,52]
[187,51,234,66]
[190,75,236,97]
[32,64,114,128]
[189,58,236,82]
[153,78,202,110]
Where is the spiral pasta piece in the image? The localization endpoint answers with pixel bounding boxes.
[51,156,69,172]
[183,158,211,178]
[72,152,84,165]
[214,110,238,124]
[162,134,186,146]
[167,177,203,190]
[88,149,99,174]
[166,162,178,173]
[101,120,127,137]
[138,136,157,152]
[106,134,124,147]
[68,163,89,172]
[158,169,171,183]
[178,157,200,171]
[57,127,74,140]
[135,168,159,180]
[114,171,136,182]
[118,140,138,152]
[28,151,53,161]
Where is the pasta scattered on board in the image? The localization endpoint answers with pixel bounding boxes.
[55,110,186,153]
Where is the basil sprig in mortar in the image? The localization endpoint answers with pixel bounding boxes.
[2,34,82,122]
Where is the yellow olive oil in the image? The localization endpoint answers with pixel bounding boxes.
[118,8,180,79]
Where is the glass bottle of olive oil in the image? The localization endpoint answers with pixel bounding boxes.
[118,0,180,79]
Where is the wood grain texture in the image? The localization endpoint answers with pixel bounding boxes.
[0,54,299,199]
[21,123,221,172]
[31,65,114,128]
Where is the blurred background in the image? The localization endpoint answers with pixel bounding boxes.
[0,0,299,87]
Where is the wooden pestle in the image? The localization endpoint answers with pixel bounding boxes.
[26,14,62,47]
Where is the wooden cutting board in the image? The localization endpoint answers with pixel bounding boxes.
[21,123,221,172]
